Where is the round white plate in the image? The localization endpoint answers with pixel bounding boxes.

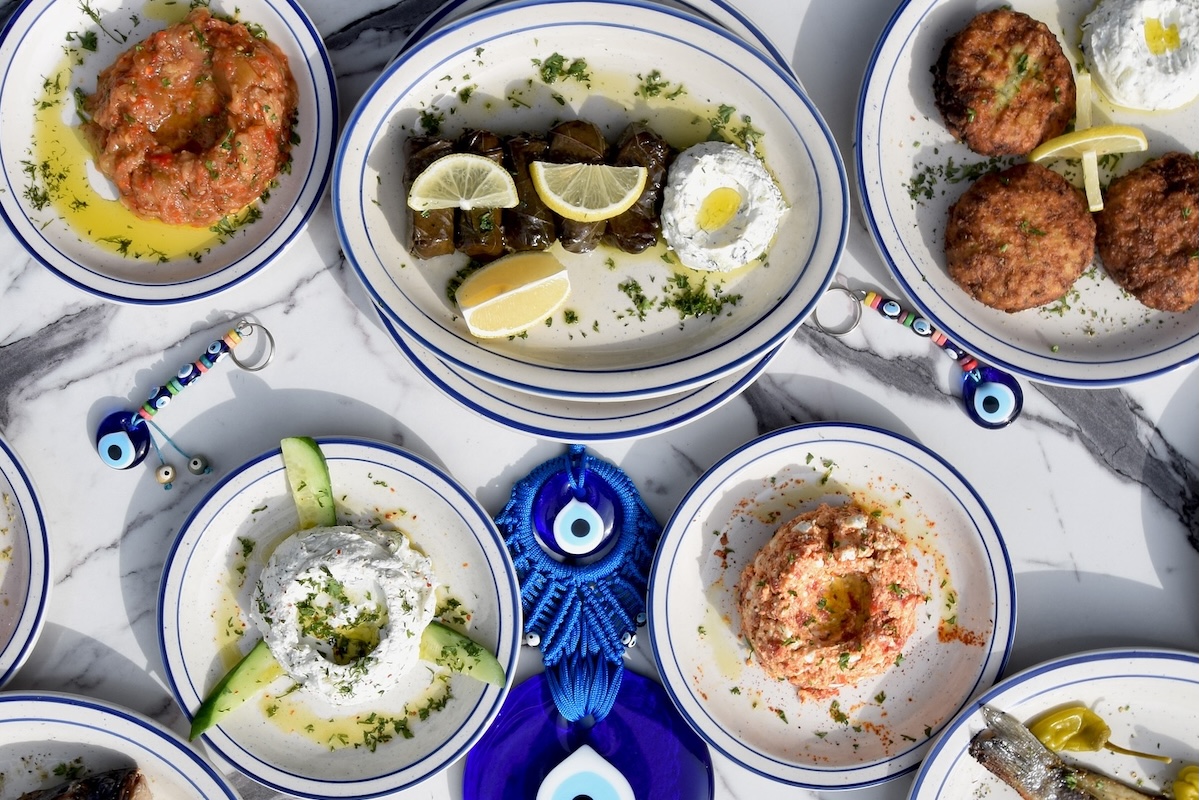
[648,422,1015,789]
[0,0,336,304]
[335,0,847,402]
[910,648,1199,799]
[857,0,1199,387]
[375,303,782,441]
[398,0,798,81]
[0,692,240,800]
[0,434,50,687]
[159,438,521,799]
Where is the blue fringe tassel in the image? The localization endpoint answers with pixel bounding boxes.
[496,445,660,722]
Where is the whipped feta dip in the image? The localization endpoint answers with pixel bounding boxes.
[1083,0,1199,111]
[660,141,787,272]
[249,525,438,706]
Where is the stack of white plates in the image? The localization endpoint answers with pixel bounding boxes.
[334,0,849,440]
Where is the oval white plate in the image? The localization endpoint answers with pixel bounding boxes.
[910,648,1199,799]
[159,438,520,798]
[398,0,797,81]
[0,435,50,687]
[335,0,847,401]
[0,692,240,800]
[375,304,781,441]
[0,0,336,304]
[648,422,1015,789]
[857,0,1199,387]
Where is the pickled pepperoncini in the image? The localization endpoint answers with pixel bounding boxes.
[1173,764,1199,800]
[1030,706,1172,763]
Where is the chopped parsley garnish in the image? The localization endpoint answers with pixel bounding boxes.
[532,52,591,86]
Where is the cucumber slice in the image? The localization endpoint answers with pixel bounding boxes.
[189,639,285,740]
[419,620,506,686]
[280,436,336,529]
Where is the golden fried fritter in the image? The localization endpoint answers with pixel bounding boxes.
[933,9,1076,156]
[1095,152,1199,313]
[946,163,1095,312]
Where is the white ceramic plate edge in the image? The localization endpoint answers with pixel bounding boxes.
[0,434,50,687]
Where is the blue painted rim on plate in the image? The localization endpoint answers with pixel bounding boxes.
[333,0,847,401]
[647,421,1016,789]
[374,304,781,441]
[0,692,240,799]
[908,647,1199,799]
[0,435,49,688]
[854,0,1199,387]
[157,437,520,798]
[0,0,337,305]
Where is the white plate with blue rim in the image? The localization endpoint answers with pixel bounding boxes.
[158,437,521,799]
[335,0,847,402]
[648,422,1015,789]
[0,692,240,799]
[0,434,49,688]
[374,303,782,441]
[857,0,1199,386]
[909,648,1199,799]
[0,0,336,304]
[396,0,799,82]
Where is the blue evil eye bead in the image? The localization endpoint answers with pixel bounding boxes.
[95,411,150,470]
[536,745,635,800]
[963,365,1023,429]
[532,469,621,562]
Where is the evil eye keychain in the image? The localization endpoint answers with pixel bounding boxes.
[94,319,274,488]
[812,285,1023,429]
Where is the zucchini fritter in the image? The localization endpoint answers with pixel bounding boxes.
[1095,152,1199,313]
[933,9,1076,156]
[946,163,1095,312]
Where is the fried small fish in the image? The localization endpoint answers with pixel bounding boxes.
[18,767,151,800]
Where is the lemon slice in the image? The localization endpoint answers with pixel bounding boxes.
[408,153,519,211]
[455,251,571,338]
[529,162,648,222]
[1028,124,1148,162]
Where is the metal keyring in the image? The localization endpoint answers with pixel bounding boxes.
[229,320,275,372]
[811,284,863,337]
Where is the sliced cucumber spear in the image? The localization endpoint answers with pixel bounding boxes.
[189,437,505,740]
[189,639,283,741]
[280,436,336,529]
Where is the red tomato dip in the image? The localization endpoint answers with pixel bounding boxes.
[83,8,298,227]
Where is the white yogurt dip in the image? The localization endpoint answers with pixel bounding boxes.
[1083,0,1199,111]
[660,141,787,273]
[249,525,438,706]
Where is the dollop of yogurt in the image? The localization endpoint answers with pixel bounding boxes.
[660,141,787,273]
[249,526,438,706]
[1083,0,1199,111]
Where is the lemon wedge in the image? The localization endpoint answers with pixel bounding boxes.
[529,162,648,222]
[455,251,571,338]
[1028,125,1148,162]
[1028,72,1147,212]
[408,153,519,211]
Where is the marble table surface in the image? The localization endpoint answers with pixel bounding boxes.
[0,0,1196,798]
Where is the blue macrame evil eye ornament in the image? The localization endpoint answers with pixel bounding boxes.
[812,286,1023,429]
[469,445,713,800]
[94,319,274,488]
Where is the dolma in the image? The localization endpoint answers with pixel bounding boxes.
[503,134,556,252]
[404,137,455,259]
[603,123,674,254]
[455,129,505,261]
[547,120,608,253]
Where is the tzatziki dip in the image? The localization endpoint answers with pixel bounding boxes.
[248,525,438,706]
[660,141,788,273]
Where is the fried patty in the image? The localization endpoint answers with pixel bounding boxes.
[946,162,1095,312]
[933,9,1076,156]
[1095,152,1199,313]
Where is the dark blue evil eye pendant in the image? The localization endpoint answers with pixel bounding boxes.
[94,320,274,488]
[531,466,622,563]
[812,286,1024,429]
